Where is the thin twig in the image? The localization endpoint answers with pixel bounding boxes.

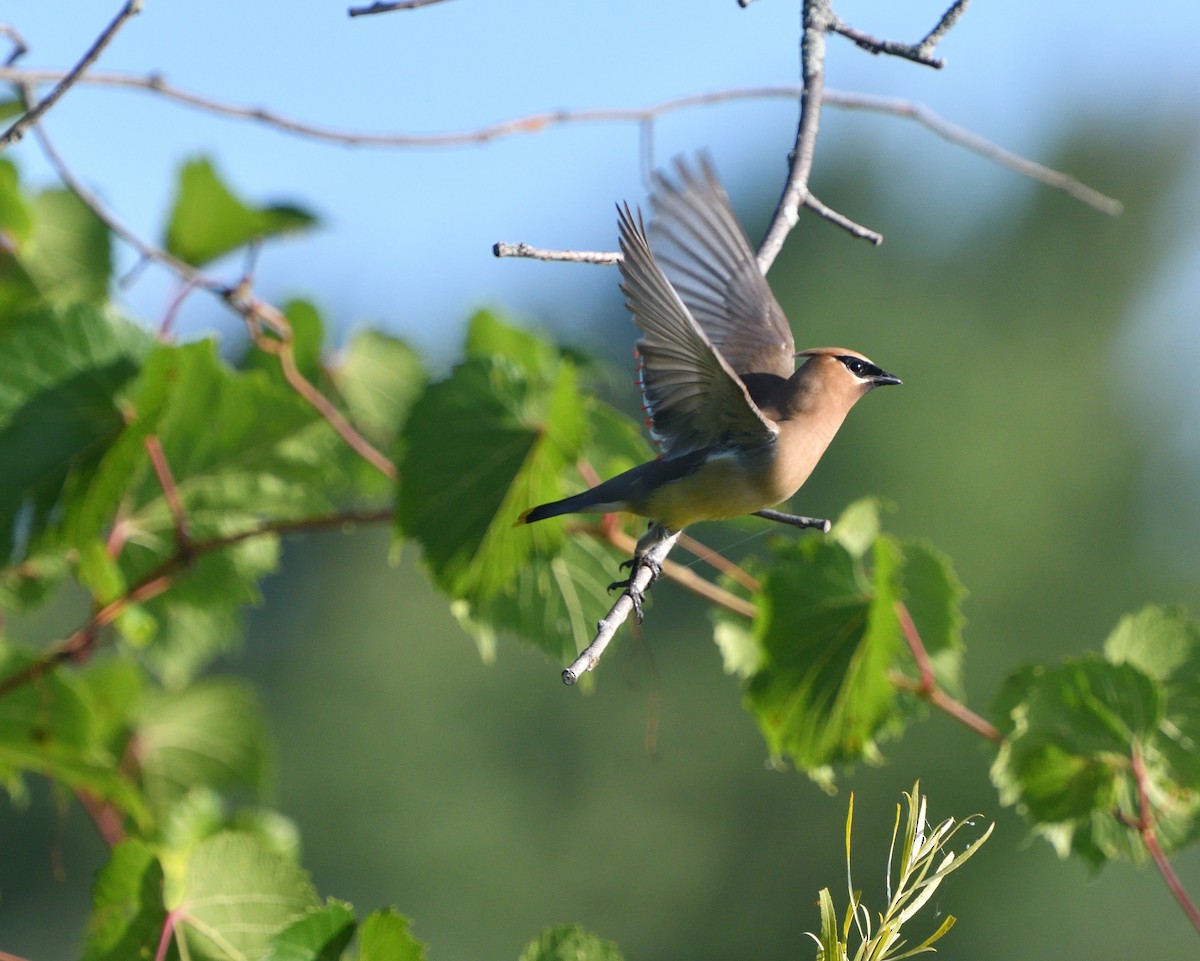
[804,193,882,244]
[677,532,761,593]
[892,600,1002,743]
[348,0,451,16]
[0,508,395,700]
[493,242,621,265]
[0,24,29,67]
[143,435,191,553]
[564,526,683,685]
[830,18,947,69]
[920,0,971,52]
[0,0,143,151]
[0,66,1121,215]
[757,0,831,273]
[230,290,397,479]
[608,528,755,616]
[828,91,1123,215]
[1130,744,1200,936]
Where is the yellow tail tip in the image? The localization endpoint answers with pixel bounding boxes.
[514,508,533,527]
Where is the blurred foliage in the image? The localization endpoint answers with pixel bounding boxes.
[0,109,1199,961]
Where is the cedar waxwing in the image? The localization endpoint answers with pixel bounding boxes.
[518,156,899,542]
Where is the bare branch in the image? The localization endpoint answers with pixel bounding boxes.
[0,67,1120,215]
[0,0,143,151]
[0,23,29,67]
[830,0,968,69]
[920,0,971,52]
[349,0,452,17]
[493,242,621,265]
[0,508,395,700]
[757,0,832,273]
[803,193,882,245]
[826,90,1124,215]
[564,526,682,685]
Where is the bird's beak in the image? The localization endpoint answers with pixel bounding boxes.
[872,371,902,388]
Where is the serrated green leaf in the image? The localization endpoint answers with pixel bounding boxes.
[830,497,882,558]
[713,616,761,678]
[165,157,318,268]
[82,840,167,961]
[0,304,150,563]
[137,679,271,814]
[744,535,903,771]
[518,925,624,961]
[332,328,426,448]
[174,831,318,961]
[265,901,356,961]
[398,322,586,600]
[991,656,1163,847]
[358,909,426,961]
[465,308,560,371]
[452,529,624,662]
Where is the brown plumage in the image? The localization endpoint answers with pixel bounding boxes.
[519,156,899,534]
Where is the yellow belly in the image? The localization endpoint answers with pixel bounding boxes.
[638,454,784,530]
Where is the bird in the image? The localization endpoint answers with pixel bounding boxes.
[518,155,899,560]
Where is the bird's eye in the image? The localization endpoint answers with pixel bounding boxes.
[841,357,870,377]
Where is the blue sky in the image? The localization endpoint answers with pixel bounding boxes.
[6,0,1198,365]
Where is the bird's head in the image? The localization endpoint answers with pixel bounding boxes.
[785,347,901,416]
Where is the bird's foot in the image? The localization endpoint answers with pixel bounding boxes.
[607,554,663,623]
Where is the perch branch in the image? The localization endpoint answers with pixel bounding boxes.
[0,0,143,151]
[829,0,970,70]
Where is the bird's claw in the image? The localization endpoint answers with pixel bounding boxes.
[606,554,663,623]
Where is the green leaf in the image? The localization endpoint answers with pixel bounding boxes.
[0,647,149,826]
[137,679,271,814]
[165,157,318,268]
[1104,605,1200,786]
[0,303,150,563]
[451,529,623,662]
[896,539,967,698]
[0,158,40,317]
[266,901,356,961]
[358,909,427,961]
[82,840,167,961]
[398,316,587,601]
[990,656,1165,861]
[829,496,883,558]
[24,188,112,306]
[174,831,318,961]
[744,534,903,773]
[518,925,624,961]
[332,328,426,448]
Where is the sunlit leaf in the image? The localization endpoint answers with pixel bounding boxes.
[165,157,318,268]
[358,909,426,961]
[265,901,356,961]
[518,925,624,961]
[137,679,271,814]
[332,328,426,448]
[174,831,318,961]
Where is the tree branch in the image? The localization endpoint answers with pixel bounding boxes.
[0,508,395,700]
[1129,743,1200,936]
[891,600,1003,743]
[348,0,452,17]
[0,0,143,151]
[492,243,621,265]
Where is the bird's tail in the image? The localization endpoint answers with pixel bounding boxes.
[516,488,618,526]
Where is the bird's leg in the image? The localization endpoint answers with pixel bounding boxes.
[752,508,831,533]
[607,522,671,622]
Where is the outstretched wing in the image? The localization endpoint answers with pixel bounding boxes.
[618,203,778,459]
[648,155,795,379]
